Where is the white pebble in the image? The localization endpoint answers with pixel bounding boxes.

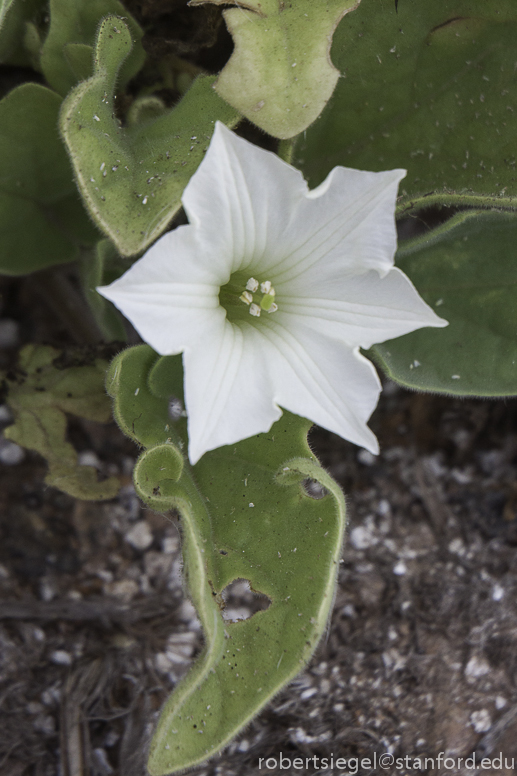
[78,450,101,468]
[357,449,376,466]
[465,655,490,679]
[50,650,73,666]
[350,525,377,550]
[393,560,407,576]
[162,535,179,554]
[492,584,504,601]
[470,709,492,733]
[125,520,153,550]
[0,438,24,465]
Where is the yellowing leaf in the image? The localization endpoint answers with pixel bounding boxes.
[191,0,360,139]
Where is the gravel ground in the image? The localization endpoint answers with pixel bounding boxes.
[1,366,517,776]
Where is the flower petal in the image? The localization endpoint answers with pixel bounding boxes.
[184,320,282,464]
[183,124,405,284]
[97,225,224,354]
[260,318,382,454]
[182,122,313,275]
[267,166,406,284]
[277,267,447,349]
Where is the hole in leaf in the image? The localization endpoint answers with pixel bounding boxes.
[220,578,271,622]
[168,396,185,421]
[302,478,328,500]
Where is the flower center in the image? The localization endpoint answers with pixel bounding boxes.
[219,274,278,322]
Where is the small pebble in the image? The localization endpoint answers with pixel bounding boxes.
[125,520,153,550]
[357,449,376,466]
[492,584,504,601]
[465,655,490,680]
[470,709,492,733]
[350,525,377,550]
[393,560,407,576]
[50,650,73,666]
[0,438,24,465]
[106,579,139,601]
[78,450,101,468]
[162,535,179,555]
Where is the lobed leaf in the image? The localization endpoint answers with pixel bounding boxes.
[191,0,360,139]
[3,345,119,499]
[0,82,99,275]
[60,15,240,257]
[371,210,517,396]
[40,0,145,97]
[294,0,517,213]
[107,345,346,774]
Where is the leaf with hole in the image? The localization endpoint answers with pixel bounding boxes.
[107,344,346,774]
[294,0,517,213]
[60,15,240,257]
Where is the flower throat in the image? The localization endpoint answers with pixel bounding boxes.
[219,274,278,321]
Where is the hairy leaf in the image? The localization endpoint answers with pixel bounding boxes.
[295,0,517,213]
[60,15,240,257]
[107,345,346,774]
[41,0,145,97]
[191,0,360,139]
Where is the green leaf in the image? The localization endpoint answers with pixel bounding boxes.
[0,82,100,275]
[107,345,346,774]
[60,15,241,257]
[190,0,360,139]
[294,0,517,213]
[40,0,145,97]
[371,210,517,397]
[0,0,44,66]
[3,345,120,500]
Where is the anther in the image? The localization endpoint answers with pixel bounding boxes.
[239,291,253,305]
[246,278,259,292]
[249,303,261,317]
[260,280,272,294]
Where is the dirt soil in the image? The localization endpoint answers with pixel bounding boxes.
[1,285,517,776]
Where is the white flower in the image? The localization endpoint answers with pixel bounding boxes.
[98,123,447,464]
